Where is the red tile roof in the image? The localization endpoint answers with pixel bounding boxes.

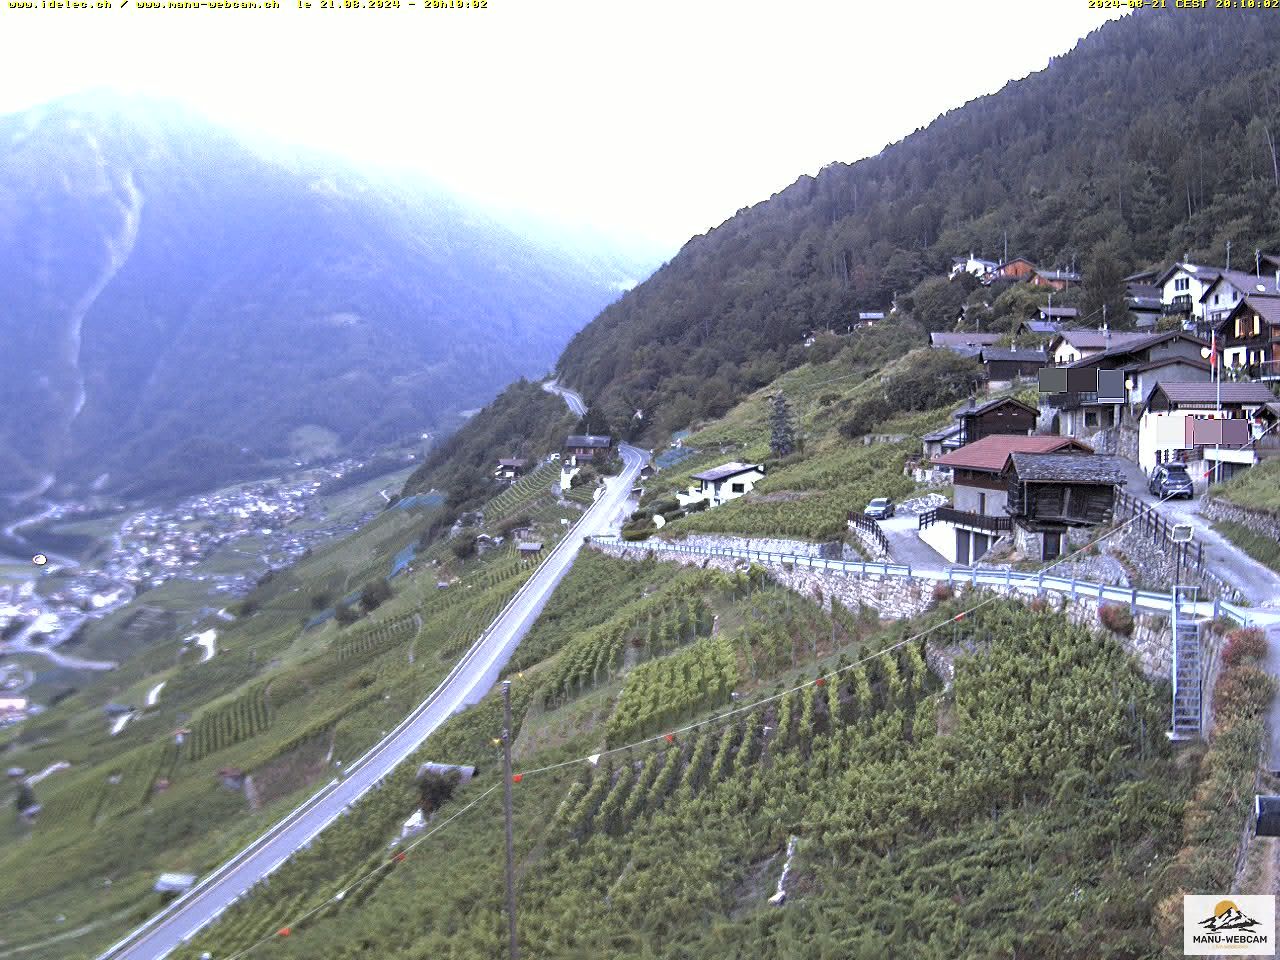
[932,434,1091,473]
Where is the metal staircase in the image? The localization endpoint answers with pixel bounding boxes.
[1170,584,1202,740]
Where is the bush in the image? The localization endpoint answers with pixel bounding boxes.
[1222,627,1267,668]
[1214,665,1278,722]
[651,497,680,515]
[621,527,654,542]
[334,603,361,626]
[309,591,332,611]
[451,533,478,560]
[1098,603,1134,637]
[931,583,953,604]
[571,465,600,489]
[360,579,392,612]
[685,500,710,514]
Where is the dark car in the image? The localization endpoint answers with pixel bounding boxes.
[1148,463,1195,499]
[863,497,895,519]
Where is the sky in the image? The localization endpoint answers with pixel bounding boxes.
[0,1,1126,252]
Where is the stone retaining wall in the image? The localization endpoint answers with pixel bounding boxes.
[656,533,856,561]
[593,543,1173,679]
[1202,497,1280,541]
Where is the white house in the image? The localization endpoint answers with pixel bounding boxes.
[1156,262,1222,322]
[1137,380,1280,480]
[950,253,998,282]
[1046,329,1152,366]
[677,462,765,509]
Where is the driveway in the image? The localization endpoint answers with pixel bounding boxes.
[877,513,949,571]
[1114,458,1280,608]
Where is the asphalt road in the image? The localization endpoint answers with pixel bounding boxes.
[543,379,587,418]
[101,443,646,960]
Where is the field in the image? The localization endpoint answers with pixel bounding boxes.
[165,549,1242,960]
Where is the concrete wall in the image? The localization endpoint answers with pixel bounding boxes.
[953,485,1007,514]
[657,532,855,561]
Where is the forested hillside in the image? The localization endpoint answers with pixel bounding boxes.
[556,11,1280,439]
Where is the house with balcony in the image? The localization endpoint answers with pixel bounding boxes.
[919,395,1038,466]
[920,434,1091,564]
[980,346,1046,386]
[1216,295,1280,379]
[677,462,766,509]
[1136,380,1280,483]
[1198,270,1280,332]
[494,458,529,480]
[1157,262,1222,324]
[1005,452,1127,561]
[563,434,612,463]
[1042,331,1210,446]
[1031,268,1082,291]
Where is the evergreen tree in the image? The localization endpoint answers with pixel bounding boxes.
[769,393,796,459]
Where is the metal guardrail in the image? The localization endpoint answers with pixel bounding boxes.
[918,505,1012,534]
[1113,489,1204,576]
[845,511,891,555]
[97,450,643,960]
[589,534,1254,626]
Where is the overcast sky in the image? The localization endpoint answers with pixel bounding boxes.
[0,2,1125,251]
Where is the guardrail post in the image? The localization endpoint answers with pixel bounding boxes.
[905,564,912,578]
[1071,578,1078,601]
[1130,588,1137,615]
[1213,596,1220,621]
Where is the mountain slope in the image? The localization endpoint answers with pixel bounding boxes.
[555,11,1280,438]
[0,93,654,500]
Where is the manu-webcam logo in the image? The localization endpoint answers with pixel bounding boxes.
[1184,895,1275,955]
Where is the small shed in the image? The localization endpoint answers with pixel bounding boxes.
[1256,795,1280,837]
[1006,453,1126,527]
[415,763,477,784]
[154,872,197,895]
[494,458,529,480]
[517,542,543,555]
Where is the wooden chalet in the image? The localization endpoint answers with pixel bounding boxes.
[494,458,530,479]
[1216,295,1280,379]
[993,257,1036,282]
[980,347,1046,384]
[563,434,612,462]
[1006,452,1127,560]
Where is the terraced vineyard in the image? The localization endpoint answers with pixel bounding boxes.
[186,685,273,762]
[486,463,559,522]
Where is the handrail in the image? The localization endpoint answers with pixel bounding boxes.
[845,511,891,556]
[589,533,1254,625]
[98,448,644,960]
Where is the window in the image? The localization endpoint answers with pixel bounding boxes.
[977,492,986,515]
[730,482,745,494]
[1175,277,1189,292]
[1254,314,1262,336]
[1214,294,1220,305]
[1085,411,1099,427]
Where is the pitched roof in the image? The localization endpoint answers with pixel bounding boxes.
[996,257,1036,270]
[692,462,763,483]
[1035,268,1082,282]
[981,347,1047,364]
[932,435,1091,473]
[1127,355,1211,375]
[1009,452,1127,485]
[497,458,528,467]
[922,422,962,443]
[565,434,612,448]
[1054,329,1153,351]
[1148,381,1277,406]
[929,332,1001,348]
[1154,262,1222,288]
[1220,295,1280,330]
[1198,268,1280,301]
[1037,306,1078,319]
[951,396,1039,418]
[1064,330,1207,368]
[1019,320,1061,335]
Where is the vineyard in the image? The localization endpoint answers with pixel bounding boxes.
[186,684,273,763]
[604,637,738,746]
[485,462,559,522]
[170,597,1205,960]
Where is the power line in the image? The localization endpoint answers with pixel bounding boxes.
[212,432,1255,957]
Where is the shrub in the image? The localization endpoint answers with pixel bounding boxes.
[685,500,710,514]
[334,604,361,626]
[621,527,654,542]
[1098,603,1134,637]
[451,533,478,560]
[931,583,953,604]
[1214,665,1278,722]
[360,579,392,612]
[1222,627,1267,668]
[309,591,332,612]
[1029,597,1048,614]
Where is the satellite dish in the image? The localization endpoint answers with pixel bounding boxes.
[1170,523,1194,543]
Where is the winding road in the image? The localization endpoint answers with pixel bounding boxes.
[98,430,644,958]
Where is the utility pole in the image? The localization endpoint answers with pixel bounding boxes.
[1226,239,1232,271]
[501,680,520,960]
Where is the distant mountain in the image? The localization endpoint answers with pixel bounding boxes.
[0,92,658,501]
[555,11,1280,439]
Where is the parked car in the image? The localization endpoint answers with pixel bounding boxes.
[863,497,895,519]
[1149,463,1195,499]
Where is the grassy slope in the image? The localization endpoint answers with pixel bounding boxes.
[1214,459,1280,513]
[0,467,579,959]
